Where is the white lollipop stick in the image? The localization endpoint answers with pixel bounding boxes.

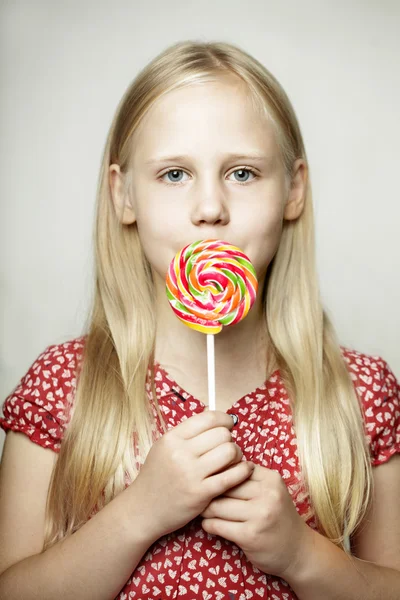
[207,334,216,411]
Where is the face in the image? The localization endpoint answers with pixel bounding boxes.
[110,76,306,290]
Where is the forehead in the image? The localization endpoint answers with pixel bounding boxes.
[131,77,279,163]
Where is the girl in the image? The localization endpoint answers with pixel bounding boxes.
[0,40,399,600]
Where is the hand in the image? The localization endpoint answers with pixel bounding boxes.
[200,463,313,578]
[130,410,255,542]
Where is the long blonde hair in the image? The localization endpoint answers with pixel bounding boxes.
[43,40,372,552]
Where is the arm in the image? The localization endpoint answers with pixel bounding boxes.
[0,409,253,600]
[0,431,157,600]
[282,454,400,600]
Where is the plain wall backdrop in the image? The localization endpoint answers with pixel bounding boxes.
[1,0,399,456]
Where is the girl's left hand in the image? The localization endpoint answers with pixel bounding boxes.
[200,463,313,579]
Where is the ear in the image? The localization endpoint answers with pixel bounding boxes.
[109,163,136,224]
[283,159,308,221]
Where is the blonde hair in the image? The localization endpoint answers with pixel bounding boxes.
[43,40,372,552]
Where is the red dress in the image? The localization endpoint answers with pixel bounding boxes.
[1,336,400,600]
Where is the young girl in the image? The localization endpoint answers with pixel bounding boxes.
[0,40,399,600]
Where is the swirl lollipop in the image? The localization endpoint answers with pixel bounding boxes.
[166,239,258,409]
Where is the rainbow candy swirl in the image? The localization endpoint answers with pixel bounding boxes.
[166,239,258,334]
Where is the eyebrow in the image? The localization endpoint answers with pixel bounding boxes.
[144,152,272,165]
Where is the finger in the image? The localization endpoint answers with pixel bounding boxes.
[175,410,235,440]
[189,426,232,457]
[204,460,254,498]
[202,517,242,543]
[202,497,250,522]
[250,464,275,482]
[199,441,242,477]
[222,479,258,500]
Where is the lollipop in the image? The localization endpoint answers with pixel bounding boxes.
[166,239,258,409]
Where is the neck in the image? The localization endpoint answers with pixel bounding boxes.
[153,274,273,404]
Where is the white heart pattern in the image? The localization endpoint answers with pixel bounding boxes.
[1,338,399,599]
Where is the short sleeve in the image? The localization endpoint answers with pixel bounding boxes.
[0,338,85,453]
[344,351,400,466]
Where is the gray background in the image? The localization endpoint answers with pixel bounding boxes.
[1,0,399,455]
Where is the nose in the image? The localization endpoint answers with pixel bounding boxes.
[190,182,230,227]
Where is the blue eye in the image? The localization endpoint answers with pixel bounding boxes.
[160,167,258,185]
[162,169,188,184]
[230,169,256,183]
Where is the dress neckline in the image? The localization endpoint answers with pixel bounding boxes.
[153,360,281,412]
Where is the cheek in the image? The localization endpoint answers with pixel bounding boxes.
[255,203,284,236]
[135,226,170,282]
[245,177,286,237]
[135,183,184,233]
[134,201,185,279]
[247,205,285,276]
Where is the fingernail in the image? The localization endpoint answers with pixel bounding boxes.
[230,413,239,426]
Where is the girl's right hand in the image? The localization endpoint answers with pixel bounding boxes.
[129,410,254,541]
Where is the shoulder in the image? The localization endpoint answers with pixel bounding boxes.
[340,346,398,403]
[12,336,87,410]
[341,346,400,466]
[0,336,87,452]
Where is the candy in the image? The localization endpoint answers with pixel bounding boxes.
[166,239,258,334]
